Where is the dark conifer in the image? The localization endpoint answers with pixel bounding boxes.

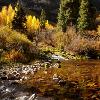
[12,0,26,32]
[40,9,46,29]
[77,0,96,30]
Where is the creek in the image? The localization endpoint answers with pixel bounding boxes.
[0,60,100,100]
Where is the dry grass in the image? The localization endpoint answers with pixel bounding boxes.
[52,26,100,58]
[0,26,37,63]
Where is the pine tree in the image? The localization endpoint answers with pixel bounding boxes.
[12,0,26,32]
[40,9,46,29]
[77,0,95,30]
[57,0,73,32]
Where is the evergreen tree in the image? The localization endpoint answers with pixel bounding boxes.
[40,9,46,29]
[12,0,26,32]
[57,0,75,32]
[77,0,95,30]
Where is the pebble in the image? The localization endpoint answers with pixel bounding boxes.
[0,61,60,83]
[53,74,59,82]
[15,96,28,100]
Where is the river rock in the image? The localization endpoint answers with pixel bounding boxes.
[8,74,17,80]
[52,74,60,82]
[58,80,66,87]
[0,76,8,80]
[15,96,29,100]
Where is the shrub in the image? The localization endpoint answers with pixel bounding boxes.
[53,26,100,59]
[26,15,54,47]
[78,47,100,59]
[53,31,64,50]
[45,20,54,30]
[53,26,77,51]
[0,26,32,50]
[65,29,100,58]
[4,49,27,63]
[0,26,36,63]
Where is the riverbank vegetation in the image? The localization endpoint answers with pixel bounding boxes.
[0,0,100,64]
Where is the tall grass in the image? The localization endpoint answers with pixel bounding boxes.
[52,26,100,58]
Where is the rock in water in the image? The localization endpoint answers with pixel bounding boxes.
[15,96,28,100]
[53,74,60,82]
[0,76,8,80]
[59,80,66,87]
[28,94,36,100]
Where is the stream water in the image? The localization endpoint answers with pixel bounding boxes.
[0,60,100,100]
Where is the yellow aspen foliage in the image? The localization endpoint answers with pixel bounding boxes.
[97,25,100,34]
[2,6,7,17]
[26,15,40,32]
[1,6,7,25]
[35,19,40,30]
[0,5,15,27]
[45,20,53,30]
[26,15,53,32]
[31,16,37,30]
[7,16,10,25]
[7,5,15,25]
[32,17,40,30]
[0,12,3,25]
[26,15,33,32]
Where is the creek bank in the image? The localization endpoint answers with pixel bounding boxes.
[0,60,61,100]
[0,59,63,80]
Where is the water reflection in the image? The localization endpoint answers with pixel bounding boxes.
[0,60,100,100]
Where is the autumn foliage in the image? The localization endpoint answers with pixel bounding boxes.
[26,15,53,33]
[26,15,40,32]
[0,4,53,32]
[97,25,100,34]
[4,49,24,62]
[0,5,15,27]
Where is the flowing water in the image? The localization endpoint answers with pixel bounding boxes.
[0,60,100,100]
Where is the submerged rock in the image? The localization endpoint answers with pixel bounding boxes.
[52,74,60,82]
[28,94,36,100]
[0,76,8,80]
[51,54,67,61]
[58,80,66,87]
[15,96,29,100]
